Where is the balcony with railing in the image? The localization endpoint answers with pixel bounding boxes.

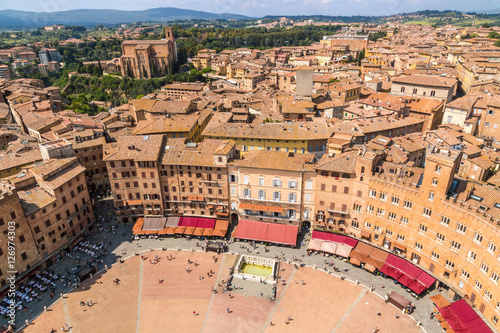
[239,210,299,222]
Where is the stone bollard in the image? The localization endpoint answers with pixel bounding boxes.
[90,273,93,279]
[177,246,180,251]
[60,293,63,299]
[191,247,194,252]
[105,265,108,270]
[417,321,421,326]
[355,280,358,285]
[44,306,47,312]
[313,264,316,269]
[133,251,136,255]
[25,320,29,326]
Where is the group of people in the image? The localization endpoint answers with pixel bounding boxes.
[89,184,111,201]
[79,300,93,307]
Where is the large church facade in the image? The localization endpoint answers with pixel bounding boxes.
[120,27,176,79]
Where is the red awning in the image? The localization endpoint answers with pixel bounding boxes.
[408,280,427,295]
[360,230,371,239]
[234,219,298,246]
[312,230,331,241]
[400,261,422,279]
[449,299,484,323]
[417,271,436,288]
[397,274,415,287]
[330,234,344,243]
[342,237,358,248]
[385,254,407,270]
[266,223,298,247]
[379,263,403,280]
[234,219,268,243]
[196,218,216,229]
[181,217,199,227]
[463,317,493,333]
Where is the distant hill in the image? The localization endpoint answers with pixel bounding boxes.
[0,7,252,29]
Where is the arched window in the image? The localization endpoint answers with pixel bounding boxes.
[331,172,340,178]
[361,166,365,174]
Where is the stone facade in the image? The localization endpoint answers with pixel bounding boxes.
[120,27,176,79]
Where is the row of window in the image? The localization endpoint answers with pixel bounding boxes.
[369,190,416,208]
[399,86,437,96]
[242,189,298,202]
[241,176,301,189]
[369,191,500,258]
[243,209,297,219]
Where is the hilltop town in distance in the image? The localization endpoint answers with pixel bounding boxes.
[1,8,500,333]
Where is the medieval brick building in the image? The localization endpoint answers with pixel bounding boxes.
[120,27,176,79]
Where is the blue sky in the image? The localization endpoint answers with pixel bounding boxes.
[0,0,498,17]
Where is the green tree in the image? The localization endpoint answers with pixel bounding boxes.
[201,67,213,78]
[487,32,500,39]
[357,49,365,66]
[93,65,101,76]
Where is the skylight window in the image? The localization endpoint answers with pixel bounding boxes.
[470,194,483,202]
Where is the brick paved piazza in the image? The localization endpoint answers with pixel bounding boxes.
[20,249,422,333]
